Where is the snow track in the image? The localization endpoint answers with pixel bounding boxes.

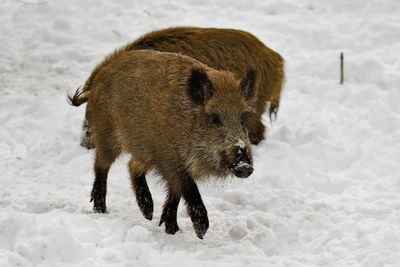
[1,0,400,266]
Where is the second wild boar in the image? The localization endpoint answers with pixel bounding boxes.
[80,27,284,149]
[69,50,257,239]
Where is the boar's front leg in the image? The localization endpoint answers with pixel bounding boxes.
[181,172,209,239]
[129,160,153,220]
[159,188,180,234]
[244,112,265,145]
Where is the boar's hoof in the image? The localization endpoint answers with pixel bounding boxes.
[91,200,107,213]
[248,132,263,145]
[249,136,261,145]
[248,122,265,145]
[91,190,107,213]
[159,206,180,234]
[135,188,154,220]
[141,208,153,221]
[188,205,209,239]
[139,199,153,221]
[80,137,94,149]
[161,219,180,235]
[166,223,180,235]
[80,130,94,149]
[233,165,254,178]
[93,205,107,213]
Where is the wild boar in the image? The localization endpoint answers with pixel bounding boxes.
[69,50,257,239]
[80,27,284,149]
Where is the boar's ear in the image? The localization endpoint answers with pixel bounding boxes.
[187,68,214,105]
[240,68,257,101]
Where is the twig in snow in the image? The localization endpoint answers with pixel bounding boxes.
[340,52,344,84]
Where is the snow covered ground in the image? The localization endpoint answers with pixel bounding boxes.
[1,0,400,266]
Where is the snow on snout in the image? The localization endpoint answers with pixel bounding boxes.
[235,160,251,168]
[235,139,246,149]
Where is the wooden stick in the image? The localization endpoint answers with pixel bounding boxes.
[340,52,344,84]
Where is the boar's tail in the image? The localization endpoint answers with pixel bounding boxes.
[67,45,129,107]
[67,86,89,107]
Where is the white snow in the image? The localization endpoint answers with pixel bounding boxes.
[235,161,251,169]
[1,0,400,266]
[235,139,246,149]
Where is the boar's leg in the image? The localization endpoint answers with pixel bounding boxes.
[131,173,153,221]
[128,160,153,220]
[180,172,209,239]
[91,166,108,213]
[269,100,279,122]
[159,188,180,235]
[91,142,120,213]
[80,107,94,149]
[244,112,265,145]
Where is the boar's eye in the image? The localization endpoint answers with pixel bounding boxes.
[209,112,222,127]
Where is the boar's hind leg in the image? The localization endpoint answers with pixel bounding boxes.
[91,142,120,213]
[159,187,180,235]
[245,113,265,145]
[180,172,209,239]
[128,159,153,220]
[80,108,94,149]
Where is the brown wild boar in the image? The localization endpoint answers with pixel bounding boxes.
[80,27,284,149]
[69,50,257,239]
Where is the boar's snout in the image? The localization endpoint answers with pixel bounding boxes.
[233,164,253,178]
[225,143,254,178]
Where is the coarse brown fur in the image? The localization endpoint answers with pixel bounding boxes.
[80,27,284,148]
[69,50,257,239]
